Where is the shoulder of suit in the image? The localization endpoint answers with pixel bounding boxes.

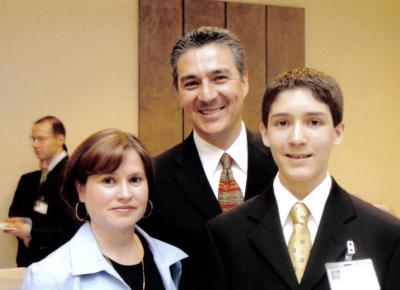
[209,191,266,227]
[21,170,41,179]
[246,129,271,155]
[348,193,400,227]
[51,156,69,171]
[154,134,195,165]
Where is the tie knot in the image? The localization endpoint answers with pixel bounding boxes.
[290,202,309,225]
[220,153,233,170]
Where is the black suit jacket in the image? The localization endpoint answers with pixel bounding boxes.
[140,130,277,289]
[206,180,400,290]
[8,156,78,266]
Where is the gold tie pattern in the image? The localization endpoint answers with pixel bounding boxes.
[39,168,48,185]
[218,153,243,212]
[288,202,312,283]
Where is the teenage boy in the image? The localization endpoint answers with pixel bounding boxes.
[206,68,400,290]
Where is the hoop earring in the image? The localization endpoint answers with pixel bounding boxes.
[75,202,87,222]
[142,200,153,219]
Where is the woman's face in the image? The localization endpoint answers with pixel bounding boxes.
[76,148,148,234]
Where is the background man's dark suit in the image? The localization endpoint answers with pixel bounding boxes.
[206,179,400,290]
[140,130,277,289]
[8,156,78,266]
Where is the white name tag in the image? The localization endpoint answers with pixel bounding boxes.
[325,259,380,290]
[33,199,48,215]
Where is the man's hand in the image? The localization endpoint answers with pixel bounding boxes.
[3,217,33,246]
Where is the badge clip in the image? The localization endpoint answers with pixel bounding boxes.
[345,240,355,261]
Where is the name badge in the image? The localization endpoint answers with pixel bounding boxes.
[325,259,380,290]
[33,197,48,215]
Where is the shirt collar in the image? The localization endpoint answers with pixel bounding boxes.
[274,173,332,228]
[135,226,188,267]
[193,122,248,176]
[70,223,114,276]
[47,151,67,171]
[70,223,188,277]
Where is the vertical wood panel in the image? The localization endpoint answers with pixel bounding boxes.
[183,0,226,137]
[184,0,225,32]
[139,0,182,155]
[227,3,266,132]
[139,2,305,154]
[266,6,305,83]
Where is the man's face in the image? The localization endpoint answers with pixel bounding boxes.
[176,43,248,147]
[261,88,344,195]
[31,121,64,164]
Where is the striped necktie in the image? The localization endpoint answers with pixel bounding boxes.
[218,153,243,212]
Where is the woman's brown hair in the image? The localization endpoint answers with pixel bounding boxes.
[61,129,154,221]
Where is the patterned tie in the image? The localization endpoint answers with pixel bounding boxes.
[288,202,312,283]
[39,168,48,185]
[218,153,243,212]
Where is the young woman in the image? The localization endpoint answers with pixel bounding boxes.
[21,129,188,290]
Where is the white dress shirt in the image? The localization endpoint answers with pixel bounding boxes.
[47,151,67,171]
[273,173,332,245]
[193,122,248,198]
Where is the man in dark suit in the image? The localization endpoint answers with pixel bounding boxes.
[206,68,400,289]
[6,116,78,266]
[139,26,277,289]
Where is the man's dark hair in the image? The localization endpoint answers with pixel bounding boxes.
[34,115,67,151]
[170,26,246,89]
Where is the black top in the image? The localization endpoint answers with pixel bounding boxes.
[107,232,165,290]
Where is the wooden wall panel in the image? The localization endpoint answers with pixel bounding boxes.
[139,0,182,155]
[183,0,226,137]
[184,0,225,32]
[227,3,266,132]
[139,1,304,156]
[266,6,305,83]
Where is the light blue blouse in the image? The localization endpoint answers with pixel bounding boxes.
[21,223,188,290]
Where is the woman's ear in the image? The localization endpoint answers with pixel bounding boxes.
[75,181,86,202]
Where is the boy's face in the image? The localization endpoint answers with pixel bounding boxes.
[261,87,344,196]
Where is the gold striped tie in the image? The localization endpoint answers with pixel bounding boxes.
[288,202,312,283]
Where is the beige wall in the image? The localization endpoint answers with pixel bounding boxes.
[232,0,400,211]
[0,0,139,268]
[1,0,399,268]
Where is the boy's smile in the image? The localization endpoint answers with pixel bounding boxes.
[261,87,344,199]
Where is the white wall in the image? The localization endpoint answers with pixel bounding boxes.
[0,0,139,268]
[234,0,400,212]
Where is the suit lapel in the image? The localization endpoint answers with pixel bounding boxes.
[300,180,357,289]
[172,134,222,219]
[249,186,299,289]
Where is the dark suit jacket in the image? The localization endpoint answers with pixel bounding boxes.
[139,130,277,290]
[8,156,78,266]
[206,180,400,290]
